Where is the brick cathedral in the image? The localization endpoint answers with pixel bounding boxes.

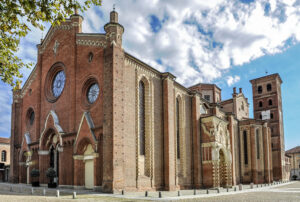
[10,10,289,192]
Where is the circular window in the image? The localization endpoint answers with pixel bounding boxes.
[52,71,66,98]
[87,83,99,104]
[81,77,100,108]
[45,62,66,103]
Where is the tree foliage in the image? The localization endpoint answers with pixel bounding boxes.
[0,0,101,88]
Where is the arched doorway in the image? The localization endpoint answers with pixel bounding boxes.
[84,144,94,189]
[219,149,226,187]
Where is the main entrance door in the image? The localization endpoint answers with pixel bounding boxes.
[84,144,94,189]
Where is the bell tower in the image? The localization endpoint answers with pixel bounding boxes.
[250,73,284,181]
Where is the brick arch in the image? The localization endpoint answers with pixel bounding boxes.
[74,137,95,155]
[39,110,64,149]
[73,112,98,154]
[40,128,60,150]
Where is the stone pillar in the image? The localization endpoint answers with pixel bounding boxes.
[191,93,201,188]
[162,73,177,191]
[250,126,258,184]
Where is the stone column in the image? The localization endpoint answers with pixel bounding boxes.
[162,73,177,191]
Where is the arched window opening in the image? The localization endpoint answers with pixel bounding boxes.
[139,81,145,156]
[243,131,248,165]
[256,129,260,159]
[176,98,180,159]
[269,99,273,106]
[1,151,6,162]
[271,113,274,119]
[267,83,272,92]
[259,101,263,108]
[258,86,263,94]
[259,114,262,120]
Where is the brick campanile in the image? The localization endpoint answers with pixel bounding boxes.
[250,74,285,181]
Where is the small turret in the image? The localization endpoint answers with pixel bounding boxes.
[104,9,124,47]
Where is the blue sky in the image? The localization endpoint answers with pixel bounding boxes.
[1,0,300,150]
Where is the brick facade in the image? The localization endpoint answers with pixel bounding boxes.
[10,10,285,192]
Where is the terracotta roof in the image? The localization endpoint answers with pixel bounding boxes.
[0,137,10,144]
[286,146,300,154]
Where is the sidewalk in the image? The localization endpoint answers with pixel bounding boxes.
[0,181,294,201]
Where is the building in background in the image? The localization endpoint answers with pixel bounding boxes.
[286,146,300,180]
[9,10,287,192]
[0,137,10,182]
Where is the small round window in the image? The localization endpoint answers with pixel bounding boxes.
[87,83,99,104]
[52,71,66,98]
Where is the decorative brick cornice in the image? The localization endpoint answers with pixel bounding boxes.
[76,39,107,48]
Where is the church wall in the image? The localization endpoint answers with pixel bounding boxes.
[75,44,104,130]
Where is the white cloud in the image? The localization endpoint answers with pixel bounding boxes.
[2,0,300,137]
[78,0,300,86]
[226,75,241,86]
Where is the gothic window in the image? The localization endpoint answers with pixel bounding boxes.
[271,113,274,119]
[243,130,248,165]
[259,101,263,108]
[258,86,263,94]
[1,151,6,162]
[256,129,260,159]
[269,99,273,106]
[267,83,272,92]
[26,108,35,126]
[29,111,35,125]
[139,81,145,156]
[176,98,180,159]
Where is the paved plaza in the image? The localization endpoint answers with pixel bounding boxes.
[0,181,299,201]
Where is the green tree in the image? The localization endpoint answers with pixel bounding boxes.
[0,0,101,88]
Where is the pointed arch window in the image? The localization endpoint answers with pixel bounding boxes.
[139,81,145,155]
[243,130,248,165]
[176,98,180,159]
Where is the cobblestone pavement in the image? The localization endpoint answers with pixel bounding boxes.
[0,181,299,202]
